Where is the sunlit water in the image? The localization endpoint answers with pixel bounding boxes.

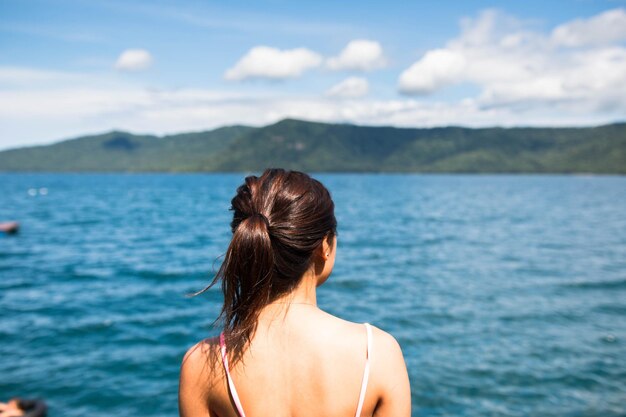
[1,173,625,417]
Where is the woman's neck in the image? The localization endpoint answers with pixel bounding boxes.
[257,271,319,326]
[274,269,319,306]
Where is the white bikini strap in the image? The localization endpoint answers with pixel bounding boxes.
[355,323,372,417]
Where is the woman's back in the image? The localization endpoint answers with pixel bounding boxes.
[178,169,410,417]
[180,305,410,417]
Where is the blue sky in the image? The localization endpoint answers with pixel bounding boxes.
[1,0,625,149]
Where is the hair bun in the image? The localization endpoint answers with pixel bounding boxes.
[212,168,337,364]
[251,212,270,228]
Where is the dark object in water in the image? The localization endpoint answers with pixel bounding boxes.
[18,399,47,417]
[0,221,19,234]
[1,398,47,417]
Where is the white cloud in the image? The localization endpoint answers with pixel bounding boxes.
[398,49,466,94]
[552,8,626,47]
[0,67,80,86]
[325,77,369,98]
[115,49,153,71]
[1,73,621,150]
[224,46,322,81]
[327,40,386,71]
[0,67,119,89]
[397,8,626,115]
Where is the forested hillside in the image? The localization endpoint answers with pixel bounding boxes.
[1,119,624,173]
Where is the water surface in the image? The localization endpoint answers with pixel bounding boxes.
[1,173,625,416]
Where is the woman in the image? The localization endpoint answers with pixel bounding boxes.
[179,169,411,417]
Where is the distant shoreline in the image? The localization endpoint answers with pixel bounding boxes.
[2,171,625,177]
[1,119,624,174]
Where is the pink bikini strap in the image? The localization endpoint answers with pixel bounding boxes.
[355,323,372,417]
[220,333,247,417]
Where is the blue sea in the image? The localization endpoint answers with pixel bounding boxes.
[1,173,625,417]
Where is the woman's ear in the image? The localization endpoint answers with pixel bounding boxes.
[321,234,334,260]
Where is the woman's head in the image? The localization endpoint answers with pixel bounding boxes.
[213,168,336,358]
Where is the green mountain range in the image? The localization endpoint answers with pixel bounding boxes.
[1,119,625,173]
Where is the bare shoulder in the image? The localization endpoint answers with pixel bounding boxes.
[368,325,406,375]
[179,337,221,417]
[369,324,402,352]
[315,311,402,354]
[181,337,219,379]
[367,325,412,417]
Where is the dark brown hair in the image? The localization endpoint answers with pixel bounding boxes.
[208,168,336,363]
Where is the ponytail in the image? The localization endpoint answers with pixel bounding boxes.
[218,213,274,358]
